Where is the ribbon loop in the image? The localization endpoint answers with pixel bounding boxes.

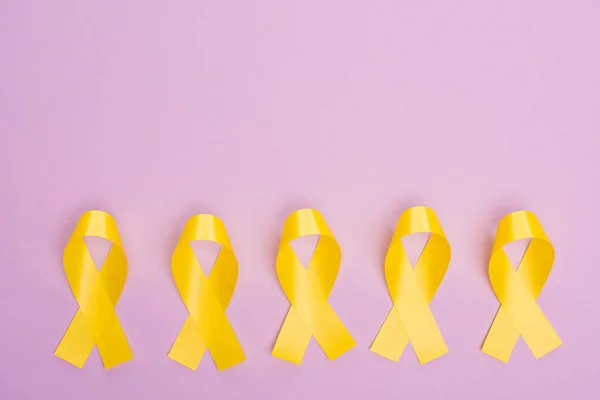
[482,211,561,362]
[55,210,132,369]
[168,214,245,371]
[272,209,355,364]
[371,206,450,364]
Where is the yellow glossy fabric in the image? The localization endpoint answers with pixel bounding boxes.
[272,209,356,364]
[371,206,450,364]
[55,210,133,369]
[168,214,245,371]
[482,211,562,362]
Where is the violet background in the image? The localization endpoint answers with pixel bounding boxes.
[1,1,599,399]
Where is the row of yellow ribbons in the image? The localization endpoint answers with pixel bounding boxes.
[55,207,561,369]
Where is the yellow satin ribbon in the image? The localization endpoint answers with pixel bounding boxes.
[371,206,450,364]
[272,209,356,364]
[168,214,245,370]
[55,210,133,369]
[482,211,562,362]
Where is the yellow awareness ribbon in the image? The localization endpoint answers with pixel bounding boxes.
[54,210,133,369]
[370,206,450,364]
[272,209,356,364]
[168,214,245,371]
[482,211,562,362]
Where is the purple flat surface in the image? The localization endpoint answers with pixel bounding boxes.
[1,1,599,399]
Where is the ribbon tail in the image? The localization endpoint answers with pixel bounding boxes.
[272,307,312,364]
[311,301,356,361]
[482,307,520,363]
[54,310,94,368]
[207,315,246,371]
[506,297,562,359]
[370,307,409,362]
[169,316,207,370]
[95,313,133,369]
